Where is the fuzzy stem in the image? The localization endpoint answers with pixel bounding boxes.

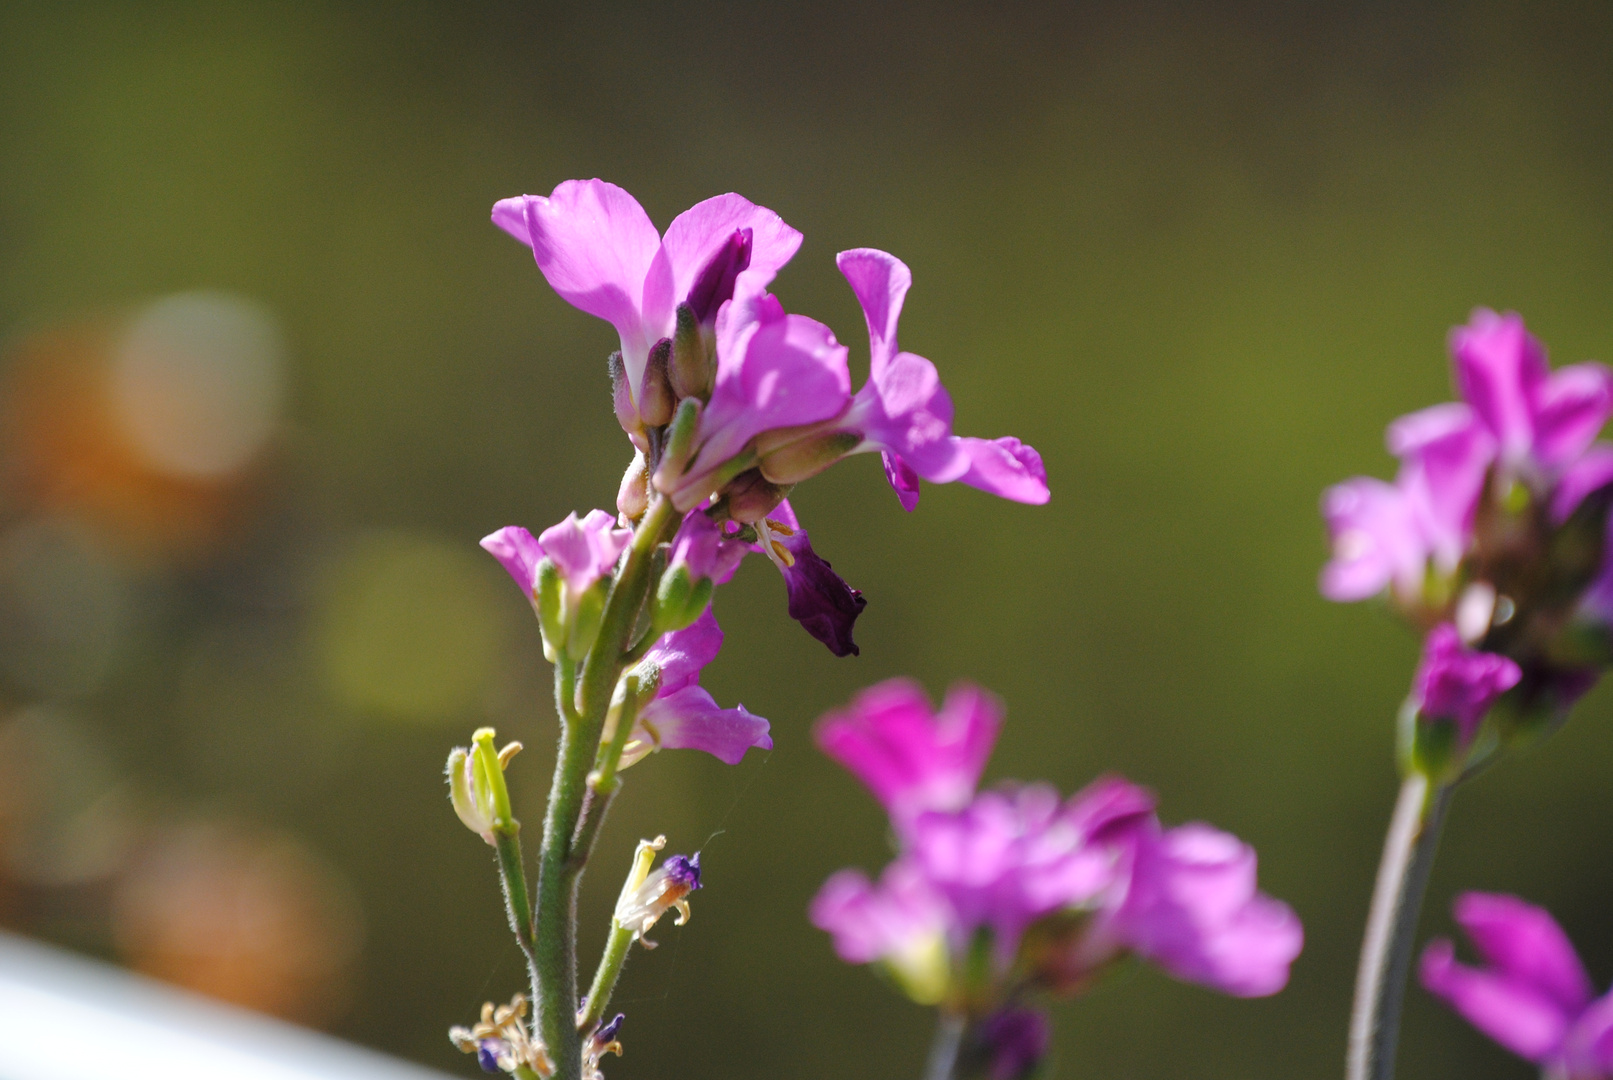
[1346,773,1454,1080]
[581,920,636,1032]
[531,496,676,1080]
[924,1011,967,1080]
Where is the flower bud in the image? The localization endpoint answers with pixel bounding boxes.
[669,302,713,401]
[655,397,703,490]
[652,565,714,634]
[617,450,651,520]
[724,468,792,524]
[607,352,640,437]
[639,339,676,428]
[686,228,752,326]
[759,429,862,485]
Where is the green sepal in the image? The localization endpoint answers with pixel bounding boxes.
[669,302,712,401]
[535,559,565,661]
[566,581,607,661]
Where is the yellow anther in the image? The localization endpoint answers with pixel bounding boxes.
[497,741,523,769]
[769,539,796,567]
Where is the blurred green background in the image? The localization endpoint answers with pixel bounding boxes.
[2,2,1613,1077]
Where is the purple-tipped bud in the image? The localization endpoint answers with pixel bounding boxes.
[595,1013,625,1044]
[639,339,676,427]
[1412,623,1522,740]
[686,228,753,326]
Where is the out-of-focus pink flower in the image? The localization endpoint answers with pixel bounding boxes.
[1423,892,1613,1078]
[1411,623,1522,739]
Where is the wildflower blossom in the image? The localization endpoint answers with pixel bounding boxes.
[623,609,771,767]
[1422,892,1613,1078]
[613,836,702,948]
[1410,624,1521,741]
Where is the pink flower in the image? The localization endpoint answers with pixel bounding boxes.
[1422,892,1613,1078]
[481,510,630,601]
[623,609,771,767]
[493,180,801,427]
[1410,623,1521,740]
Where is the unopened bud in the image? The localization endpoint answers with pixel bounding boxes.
[639,339,676,427]
[655,398,704,490]
[724,468,792,523]
[670,302,713,401]
[652,565,714,634]
[608,352,641,436]
[535,559,564,662]
[618,450,651,520]
[759,429,862,485]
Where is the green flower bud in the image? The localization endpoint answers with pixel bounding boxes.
[567,581,607,661]
[653,566,714,634]
[447,728,521,845]
[657,397,704,486]
[607,351,640,436]
[669,301,713,401]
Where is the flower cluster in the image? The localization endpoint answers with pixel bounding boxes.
[1422,893,1613,1079]
[489,180,1048,660]
[1322,310,1613,774]
[450,994,555,1077]
[809,679,1302,1073]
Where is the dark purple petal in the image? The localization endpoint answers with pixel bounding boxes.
[976,1007,1050,1080]
[773,524,867,657]
[884,452,922,511]
[684,228,753,325]
[661,853,702,892]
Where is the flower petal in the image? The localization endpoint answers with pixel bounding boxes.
[1535,362,1613,470]
[1449,308,1548,462]
[837,248,912,379]
[1319,477,1424,602]
[771,517,867,657]
[638,608,724,696]
[1421,938,1573,1063]
[662,194,802,321]
[956,436,1050,505]
[480,525,545,596]
[635,685,771,765]
[1453,892,1594,1015]
[506,180,663,389]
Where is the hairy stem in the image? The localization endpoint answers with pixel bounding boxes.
[1346,773,1454,1080]
[581,920,636,1032]
[532,497,676,1080]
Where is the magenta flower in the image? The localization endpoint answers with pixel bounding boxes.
[493,180,801,427]
[905,781,1144,960]
[1091,820,1304,997]
[481,510,631,601]
[623,609,771,767]
[1321,310,1613,605]
[1422,892,1613,1078]
[814,678,1003,827]
[1410,623,1521,739]
[752,499,867,657]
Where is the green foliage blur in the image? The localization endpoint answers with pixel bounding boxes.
[3,3,1613,1077]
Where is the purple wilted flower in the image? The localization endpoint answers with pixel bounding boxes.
[615,848,702,942]
[752,499,866,657]
[1086,820,1304,997]
[1422,892,1613,1078]
[973,1007,1051,1080]
[624,609,771,767]
[493,180,801,430]
[1410,623,1521,740]
[814,678,1003,827]
[752,249,1050,511]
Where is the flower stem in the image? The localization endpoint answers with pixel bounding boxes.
[924,1012,966,1080]
[1346,772,1455,1080]
[581,920,636,1031]
[531,497,676,1080]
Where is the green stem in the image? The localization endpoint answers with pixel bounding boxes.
[581,920,636,1031]
[531,497,676,1080]
[570,676,645,872]
[1346,772,1455,1080]
[493,827,536,957]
